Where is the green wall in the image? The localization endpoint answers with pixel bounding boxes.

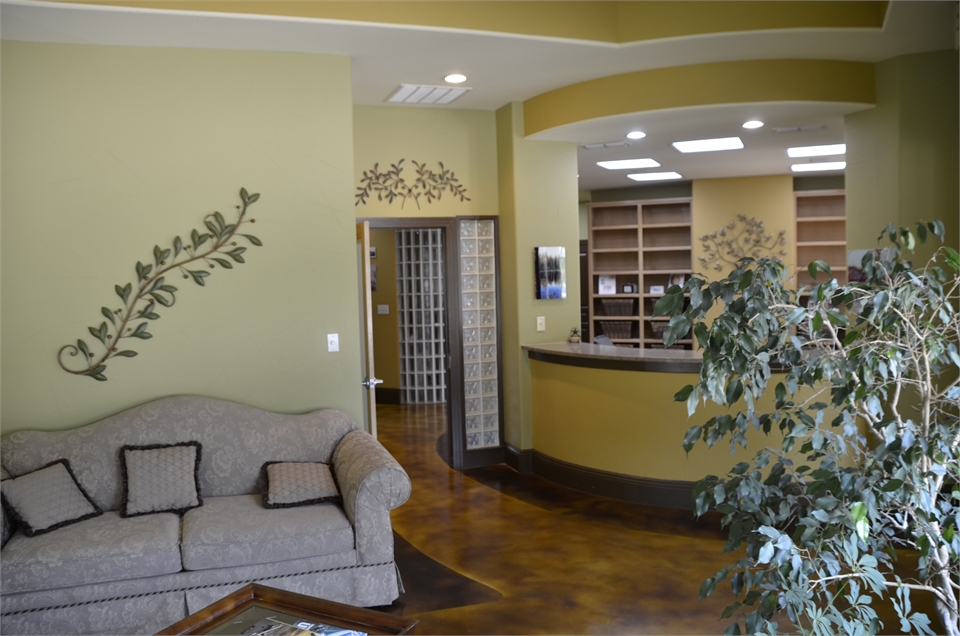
[1,42,361,434]
[353,105,498,218]
[846,49,959,255]
[497,102,581,449]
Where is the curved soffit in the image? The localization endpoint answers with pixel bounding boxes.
[38,1,889,44]
[522,59,876,137]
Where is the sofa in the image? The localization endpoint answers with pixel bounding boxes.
[0,396,412,635]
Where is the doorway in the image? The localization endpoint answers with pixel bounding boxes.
[360,217,505,470]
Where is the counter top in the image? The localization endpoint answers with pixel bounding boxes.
[522,342,703,373]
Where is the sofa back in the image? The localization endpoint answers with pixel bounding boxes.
[0,396,357,513]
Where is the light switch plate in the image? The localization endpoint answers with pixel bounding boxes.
[377,304,390,315]
[536,316,546,332]
[327,333,339,352]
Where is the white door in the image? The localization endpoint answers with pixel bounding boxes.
[356,221,381,437]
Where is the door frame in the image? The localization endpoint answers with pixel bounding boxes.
[361,216,504,470]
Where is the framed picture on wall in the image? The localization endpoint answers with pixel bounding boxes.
[534,246,567,299]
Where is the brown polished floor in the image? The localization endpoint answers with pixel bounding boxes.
[375,403,739,635]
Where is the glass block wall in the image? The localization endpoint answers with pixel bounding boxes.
[459,219,500,449]
[397,229,447,404]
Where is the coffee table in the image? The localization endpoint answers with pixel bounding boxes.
[158,584,418,635]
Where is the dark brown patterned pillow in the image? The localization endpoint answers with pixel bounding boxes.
[261,461,341,509]
[0,459,102,537]
[120,441,202,518]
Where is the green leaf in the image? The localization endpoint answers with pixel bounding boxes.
[246,192,260,203]
[113,350,138,358]
[929,219,945,239]
[189,270,210,286]
[881,479,903,492]
[240,187,249,202]
[102,307,116,325]
[77,339,90,358]
[173,235,183,257]
[675,384,695,402]
[212,258,233,269]
[242,234,263,246]
[700,577,717,599]
[205,220,220,238]
[725,379,743,406]
[214,211,225,229]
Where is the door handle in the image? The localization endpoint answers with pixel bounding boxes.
[361,377,384,389]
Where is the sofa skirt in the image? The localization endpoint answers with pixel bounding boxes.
[0,562,401,636]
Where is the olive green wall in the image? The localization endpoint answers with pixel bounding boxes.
[353,105,498,218]
[497,102,581,450]
[1,42,361,434]
[846,49,959,255]
[369,229,401,390]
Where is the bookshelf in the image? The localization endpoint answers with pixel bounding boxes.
[795,190,846,289]
[588,198,693,349]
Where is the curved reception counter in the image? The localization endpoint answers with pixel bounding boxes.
[522,343,767,510]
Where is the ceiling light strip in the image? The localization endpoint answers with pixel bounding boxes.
[672,137,744,153]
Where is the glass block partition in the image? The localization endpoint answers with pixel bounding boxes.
[459,219,500,450]
[397,229,447,404]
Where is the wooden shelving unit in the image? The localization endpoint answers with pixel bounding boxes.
[795,190,846,289]
[587,198,693,349]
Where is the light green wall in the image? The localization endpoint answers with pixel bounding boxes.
[1,42,361,434]
[846,49,959,255]
[497,102,581,449]
[353,105,498,218]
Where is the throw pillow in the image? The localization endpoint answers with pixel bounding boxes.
[261,461,341,509]
[120,441,202,518]
[0,459,103,537]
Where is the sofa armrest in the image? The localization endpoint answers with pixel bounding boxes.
[331,430,411,564]
[1,465,13,548]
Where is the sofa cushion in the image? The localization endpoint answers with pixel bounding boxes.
[261,461,341,509]
[1,459,102,537]
[0,511,182,594]
[120,441,202,517]
[181,494,355,571]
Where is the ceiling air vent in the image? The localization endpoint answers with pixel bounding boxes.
[582,141,632,149]
[387,84,470,105]
[773,125,826,134]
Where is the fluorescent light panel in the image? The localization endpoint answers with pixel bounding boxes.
[787,143,846,158]
[672,137,744,153]
[791,162,846,172]
[387,84,470,105]
[627,172,683,182]
[597,158,660,170]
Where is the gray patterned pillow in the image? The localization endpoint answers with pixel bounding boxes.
[120,441,202,518]
[0,459,102,537]
[261,461,341,509]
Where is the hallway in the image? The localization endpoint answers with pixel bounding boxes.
[375,403,739,635]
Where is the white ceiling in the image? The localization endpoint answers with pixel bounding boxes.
[3,0,957,191]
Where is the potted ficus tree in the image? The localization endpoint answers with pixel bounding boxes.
[654,221,959,635]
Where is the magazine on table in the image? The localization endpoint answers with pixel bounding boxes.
[239,616,366,636]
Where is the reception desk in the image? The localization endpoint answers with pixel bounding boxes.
[522,343,771,509]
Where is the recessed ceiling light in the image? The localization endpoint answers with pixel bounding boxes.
[627,172,683,182]
[743,120,764,129]
[672,137,744,153]
[597,158,661,170]
[626,131,646,140]
[387,84,470,105]
[444,73,467,84]
[791,161,846,172]
[787,143,846,158]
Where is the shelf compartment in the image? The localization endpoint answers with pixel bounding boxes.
[642,225,692,249]
[643,250,691,271]
[593,251,640,272]
[797,222,846,244]
[592,229,639,250]
[796,194,845,219]
[597,320,634,340]
[797,244,846,267]
[591,205,638,228]
[599,298,636,316]
[642,202,691,226]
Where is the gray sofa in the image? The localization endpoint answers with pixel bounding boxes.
[0,396,411,635]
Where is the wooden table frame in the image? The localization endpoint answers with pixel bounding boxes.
[158,584,418,635]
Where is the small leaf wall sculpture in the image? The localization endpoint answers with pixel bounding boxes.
[58,188,263,381]
[355,159,470,209]
[698,215,787,272]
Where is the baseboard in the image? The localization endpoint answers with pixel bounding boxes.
[375,389,401,405]
[529,451,695,510]
[504,445,533,474]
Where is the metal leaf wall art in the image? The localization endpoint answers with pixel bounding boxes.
[58,188,263,381]
[355,159,470,209]
[698,215,787,272]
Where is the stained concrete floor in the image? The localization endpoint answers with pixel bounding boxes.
[375,403,740,635]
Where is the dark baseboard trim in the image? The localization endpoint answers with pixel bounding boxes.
[504,445,533,474]
[529,450,695,510]
[460,446,505,469]
[375,389,401,405]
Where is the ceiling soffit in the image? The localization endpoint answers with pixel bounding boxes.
[523,59,877,137]
[38,0,889,44]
